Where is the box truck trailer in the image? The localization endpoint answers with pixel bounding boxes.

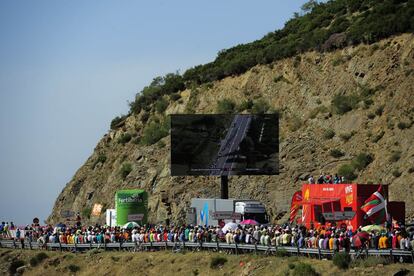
[187,198,268,226]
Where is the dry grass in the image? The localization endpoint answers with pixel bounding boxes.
[1,248,414,276]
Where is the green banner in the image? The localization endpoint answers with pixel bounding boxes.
[115,190,148,226]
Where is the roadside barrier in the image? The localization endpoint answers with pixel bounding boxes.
[1,239,413,263]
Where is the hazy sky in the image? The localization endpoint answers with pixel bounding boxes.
[0,0,307,225]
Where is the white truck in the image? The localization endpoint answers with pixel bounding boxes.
[187,198,268,226]
[106,209,117,227]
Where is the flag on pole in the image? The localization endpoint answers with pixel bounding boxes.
[360,185,386,224]
[289,191,302,223]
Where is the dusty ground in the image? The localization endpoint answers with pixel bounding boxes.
[1,248,413,276]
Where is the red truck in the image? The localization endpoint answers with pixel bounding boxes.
[298,183,405,230]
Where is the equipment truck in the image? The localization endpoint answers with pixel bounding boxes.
[187,198,269,226]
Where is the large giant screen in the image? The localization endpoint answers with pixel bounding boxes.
[171,114,279,176]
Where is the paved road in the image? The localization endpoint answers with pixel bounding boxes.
[210,115,252,176]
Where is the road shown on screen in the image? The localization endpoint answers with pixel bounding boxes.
[210,115,252,176]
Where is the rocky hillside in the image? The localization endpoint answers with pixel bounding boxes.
[48,33,414,225]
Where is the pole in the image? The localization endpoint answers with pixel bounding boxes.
[221,176,229,199]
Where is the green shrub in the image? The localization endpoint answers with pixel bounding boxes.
[331,94,359,115]
[339,132,354,142]
[155,98,169,113]
[292,262,318,276]
[216,99,236,114]
[392,169,402,178]
[338,164,357,181]
[333,252,351,270]
[30,257,39,267]
[364,99,374,109]
[170,93,181,101]
[332,57,345,66]
[238,99,254,111]
[29,252,48,267]
[9,260,25,274]
[371,131,384,143]
[140,119,169,145]
[36,252,48,261]
[397,121,410,130]
[375,105,384,116]
[120,163,133,179]
[252,99,270,114]
[288,263,296,269]
[323,128,335,139]
[389,151,402,162]
[118,133,132,144]
[96,154,107,164]
[330,149,344,158]
[351,153,373,170]
[67,264,80,273]
[81,207,92,219]
[110,115,127,130]
[210,256,227,269]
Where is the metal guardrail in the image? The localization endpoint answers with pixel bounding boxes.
[0,239,413,263]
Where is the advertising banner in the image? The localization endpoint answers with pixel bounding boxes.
[116,190,148,225]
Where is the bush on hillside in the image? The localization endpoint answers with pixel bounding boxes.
[238,99,254,111]
[81,207,92,219]
[210,256,227,269]
[331,94,359,114]
[323,128,335,139]
[371,131,384,143]
[330,149,344,158]
[333,252,351,270]
[251,99,270,114]
[338,164,357,181]
[351,153,373,170]
[120,163,133,179]
[118,133,132,144]
[389,151,402,162]
[292,262,318,276]
[392,169,402,178]
[140,119,169,145]
[67,264,81,273]
[110,115,127,130]
[397,121,410,129]
[216,99,236,114]
[30,252,49,267]
[339,132,354,142]
[9,260,25,274]
[155,97,169,113]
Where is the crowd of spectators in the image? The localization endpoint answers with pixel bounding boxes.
[308,173,346,184]
[2,221,414,252]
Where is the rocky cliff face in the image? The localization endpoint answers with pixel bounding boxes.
[48,34,414,225]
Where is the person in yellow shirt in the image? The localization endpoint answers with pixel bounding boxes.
[378,233,388,249]
[329,235,334,250]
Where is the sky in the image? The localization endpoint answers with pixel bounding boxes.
[0,0,308,225]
